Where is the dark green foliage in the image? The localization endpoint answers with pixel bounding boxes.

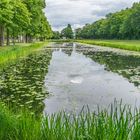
[0,0,52,46]
[76,2,140,40]
[61,24,74,39]
[51,31,61,39]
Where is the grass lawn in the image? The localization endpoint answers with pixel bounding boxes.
[0,42,48,66]
[77,40,140,52]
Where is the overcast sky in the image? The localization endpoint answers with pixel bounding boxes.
[44,0,139,31]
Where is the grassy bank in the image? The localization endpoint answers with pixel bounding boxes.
[0,42,48,66]
[0,102,140,140]
[49,39,74,43]
[77,40,140,52]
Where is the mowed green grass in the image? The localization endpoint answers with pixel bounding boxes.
[0,42,47,66]
[77,40,140,52]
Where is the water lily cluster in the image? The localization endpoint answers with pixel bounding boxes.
[0,49,52,114]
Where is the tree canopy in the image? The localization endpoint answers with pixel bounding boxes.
[61,24,73,39]
[75,2,140,40]
[0,0,52,46]
[51,31,61,39]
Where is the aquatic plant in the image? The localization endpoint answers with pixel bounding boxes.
[1,102,140,140]
[81,49,140,86]
[0,47,52,114]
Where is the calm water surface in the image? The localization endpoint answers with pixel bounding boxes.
[44,43,140,114]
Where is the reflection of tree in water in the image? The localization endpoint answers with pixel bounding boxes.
[0,50,52,115]
[83,51,140,87]
[62,49,73,56]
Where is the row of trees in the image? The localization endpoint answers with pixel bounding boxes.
[0,0,52,46]
[51,24,73,39]
[76,2,140,39]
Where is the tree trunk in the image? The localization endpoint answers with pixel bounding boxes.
[0,25,4,47]
[22,35,25,43]
[29,35,32,43]
[6,28,10,46]
[18,36,20,43]
[25,34,28,43]
[12,31,15,46]
[25,34,33,43]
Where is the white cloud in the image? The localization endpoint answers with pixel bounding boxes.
[45,0,140,31]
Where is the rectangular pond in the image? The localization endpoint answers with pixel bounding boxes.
[0,42,140,115]
[44,43,140,114]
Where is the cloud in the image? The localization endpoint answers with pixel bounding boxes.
[45,0,140,31]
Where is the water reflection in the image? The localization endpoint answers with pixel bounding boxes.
[82,48,140,87]
[44,43,140,115]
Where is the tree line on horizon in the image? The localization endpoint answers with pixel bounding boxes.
[0,0,52,47]
[75,2,140,40]
[52,24,73,39]
[52,2,140,40]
